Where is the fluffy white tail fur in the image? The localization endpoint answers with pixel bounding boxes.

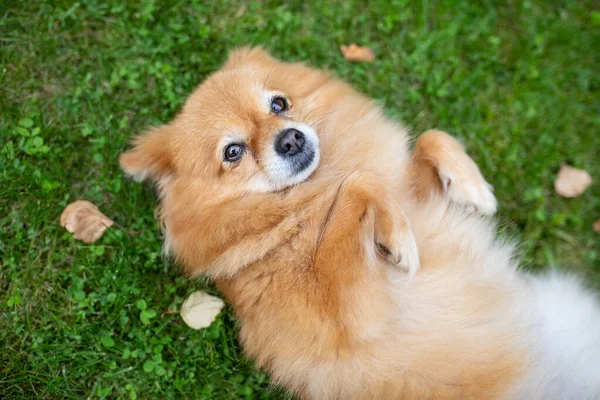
[509,272,600,399]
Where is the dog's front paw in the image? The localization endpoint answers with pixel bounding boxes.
[439,167,497,215]
[375,221,420,279]
[415,130,497,216]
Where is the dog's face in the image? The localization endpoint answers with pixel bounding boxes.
[120,48,330,196]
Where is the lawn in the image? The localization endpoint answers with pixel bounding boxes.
[1,0,598,398]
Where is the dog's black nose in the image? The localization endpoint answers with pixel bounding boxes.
[275,128,305,156]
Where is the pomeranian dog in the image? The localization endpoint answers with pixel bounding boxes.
[120,47,600,399]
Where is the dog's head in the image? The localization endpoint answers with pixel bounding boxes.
[120,47,331,195]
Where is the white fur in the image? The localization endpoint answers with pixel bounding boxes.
[506,273,600,399]
[250,121,320,192]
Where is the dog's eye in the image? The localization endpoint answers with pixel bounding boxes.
[270,96,288,114]
[224,143,245,162]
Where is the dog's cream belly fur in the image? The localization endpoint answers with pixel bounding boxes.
[308,114,600,397]
[402,204,600,399]
[400,204,600,400]
[287,204,526,399]
[270,201,600,399]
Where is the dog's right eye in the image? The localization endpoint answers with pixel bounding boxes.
[270,96,288,114]
[224,143,245,162]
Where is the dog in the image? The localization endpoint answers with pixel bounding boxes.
[120,47,600,399]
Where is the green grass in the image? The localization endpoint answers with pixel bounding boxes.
[1,0,599,398]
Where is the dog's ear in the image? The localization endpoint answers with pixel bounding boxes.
[119,125,174,182]
[223,46,276,70]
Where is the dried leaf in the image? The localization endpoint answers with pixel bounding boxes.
[554,164,592,198]
[340,44,375,62]
[180,291,224,330]
[234,5,246,18]
[594,219,600,233]
[60,200,114,243]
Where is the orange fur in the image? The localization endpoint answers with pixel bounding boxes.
[120,47,522,399]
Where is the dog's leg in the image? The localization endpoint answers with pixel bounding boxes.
[315,172,419,278]
[410,130,497,215]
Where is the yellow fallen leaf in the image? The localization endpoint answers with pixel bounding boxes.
[180,291,225,330]
[594,219,600,233]
[340,44,375,62]
[60,200,114,243]
[554,164,592,198]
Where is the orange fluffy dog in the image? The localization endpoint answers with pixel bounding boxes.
[120,48,600,399]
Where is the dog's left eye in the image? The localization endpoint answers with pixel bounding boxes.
[224,143,245,162]
[270,96,288,114]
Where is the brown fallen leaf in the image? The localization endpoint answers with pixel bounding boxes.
[340,44,375,62]
[234,4,246,18]
[554,164,592,198]
[180,291,225,330]
[60,200,114,243]
[594,219,600,233]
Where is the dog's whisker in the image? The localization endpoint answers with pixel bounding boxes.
[302,88,328,119]
[303,103,332,122]
[309,110,341,128]
[262,67,276,91]
[298,100,308,122]
[242,169,260,187]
